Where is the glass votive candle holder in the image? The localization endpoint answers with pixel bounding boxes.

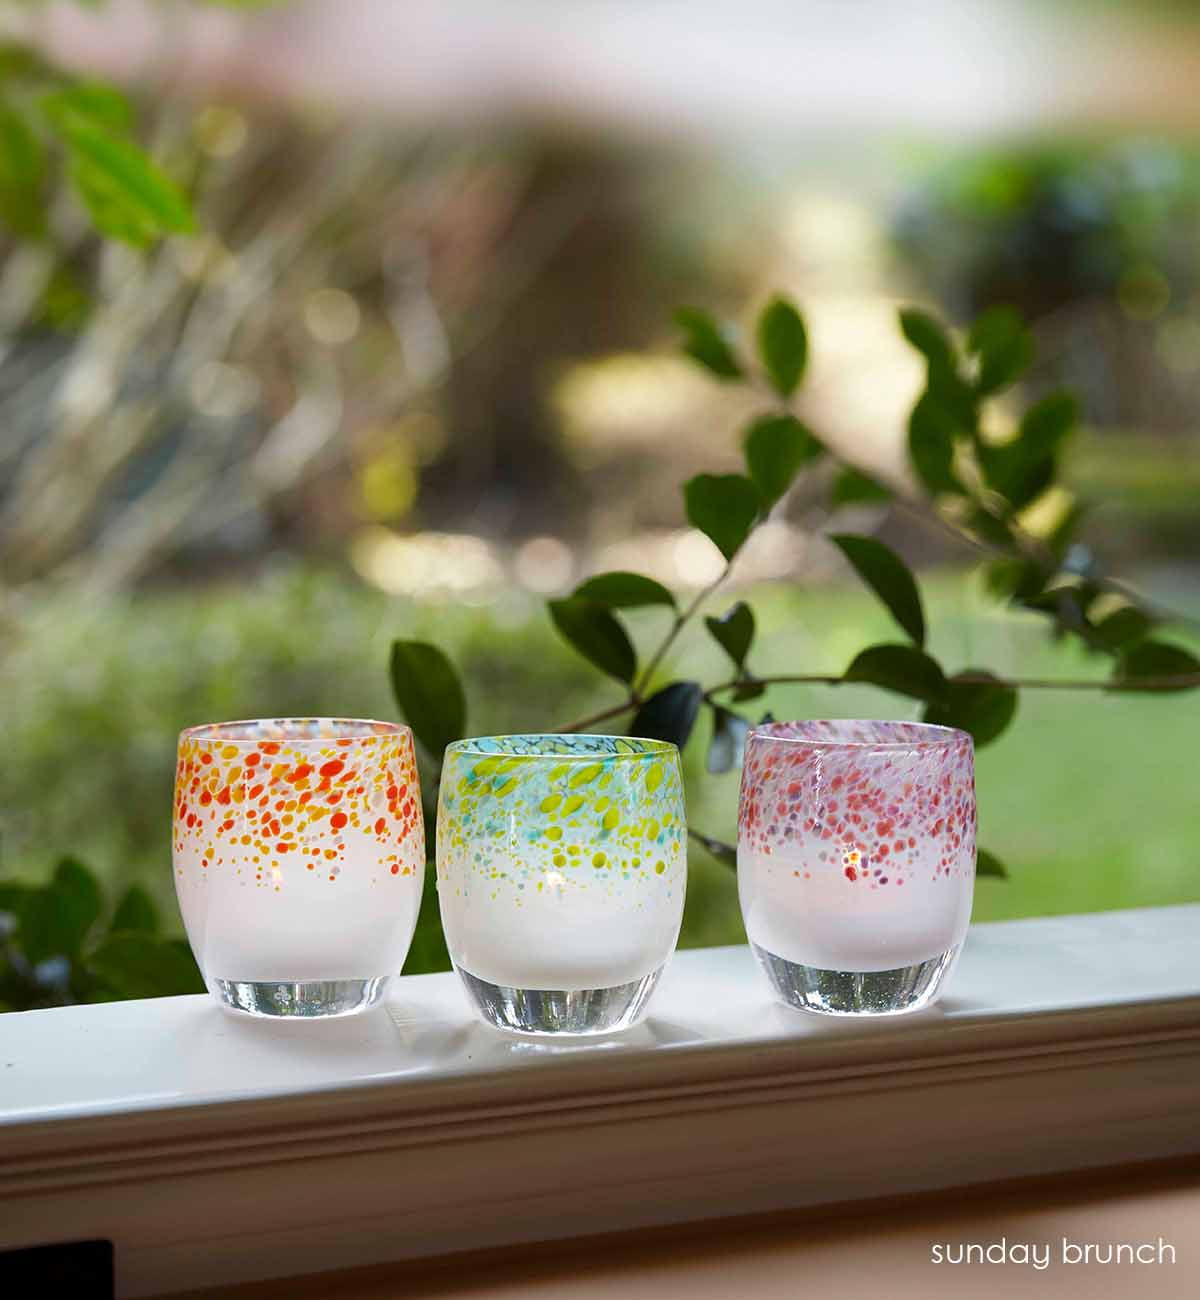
[738,720,975,1016]
[173,718,425,1018]
[437,735,687,1036]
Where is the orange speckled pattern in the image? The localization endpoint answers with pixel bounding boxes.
[174,719,422,888]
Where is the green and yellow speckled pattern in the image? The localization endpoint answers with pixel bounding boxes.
[436,735,686,905]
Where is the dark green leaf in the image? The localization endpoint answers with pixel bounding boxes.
[547,598,637,685]
[968,305,1033,396]
[110,884,158,935]
[1021,391,1077,454]
[923,671,1018,747]
[573,571,676,610]
[630,681,703,749]
[1021,585,1090,638]
[965,505,1019,548]
[908,392,963,495]
[756,294,807,397]
[704,601,755,671]
[0,103,46,236]
[843,644,947,702]
[389,640,468,759]
[732,678,766,702]
[980,444,1056,510]
[39,83,134,132]
[1090,606,1153,654]
[18,857,104,964]
[831,467,891,506]
[684,473,761,562]
[87,935,205,999]
[402,860,451,975]
[689,828,737,870]
[830,533,926,647]
[985,558,1047,601]
[976,848,1008,879]
[1047,500,1087,561]
[59,118,193,245]
[743,413,822,507]
[707,707,750,774]
[1112,641,1200,692]
[0,882,29,918]
[980,392,1074,510]
[674,306,742,380]
[899,307,956,374]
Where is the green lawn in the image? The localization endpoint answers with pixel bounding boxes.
[1,564,1197,969]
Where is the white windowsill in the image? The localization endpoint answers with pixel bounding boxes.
[2,904,1199,1297]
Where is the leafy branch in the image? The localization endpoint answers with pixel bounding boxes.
[0,859,203,1011]
[390,292,1199,880]
[0,44,193,247]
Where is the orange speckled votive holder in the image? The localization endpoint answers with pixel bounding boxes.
[173,718,424,1018]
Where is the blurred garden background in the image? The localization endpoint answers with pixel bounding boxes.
[1,0,1199,993]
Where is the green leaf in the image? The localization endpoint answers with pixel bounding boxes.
[756,294,807,397]
[985,558,1048,601]
[18,857,104,965]
[704,601,755,671]
[923,671,1018,747]
[831,467,891,506]
[0,881,29,918]
[58,117,193,246]
[689,828,737,870]
[684,473,761,562]
[86,935,205,999]
[844,644,947,702]
[402,860,451,975]
[389,640,468,759]
[674,306,742,380]
[908,392,963,495]
[573,571,676,610]
[707,706,751,774]
[743,413,822,507]
[980,391,1075,509]
[976,848,1008,879]
[110,884,158,935]
[1021,391,1077,453]
[547,598,637,685]
[1090,606,1153,654]
[1112,641,1200,692]
[830,533,926,647]
[0,103,46,236]
[900,307,957,373]
[968,305,1033,396]
[39,83,134,132]
[630,681,703,749]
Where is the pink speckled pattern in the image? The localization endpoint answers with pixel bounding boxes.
[738,720,976,885]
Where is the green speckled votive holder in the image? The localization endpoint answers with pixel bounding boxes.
[436,735,687,1035]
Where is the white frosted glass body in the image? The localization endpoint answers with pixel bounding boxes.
[173,720,425,984]
[437,737,686,992]
[739,846,972,971]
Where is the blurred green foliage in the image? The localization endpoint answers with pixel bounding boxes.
[895,141,1200,321]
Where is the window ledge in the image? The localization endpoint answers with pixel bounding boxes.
[3,904,1199,1296]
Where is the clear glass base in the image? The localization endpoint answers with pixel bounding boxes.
[210,976,390,1019]
[752,943,959,1017]
[455,963,665,1036]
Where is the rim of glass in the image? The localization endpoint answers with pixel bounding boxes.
[179,718,409,745]
[445,734,678,761]
[747,720,970,750]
